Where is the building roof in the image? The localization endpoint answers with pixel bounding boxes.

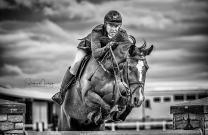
[175,97,208,106]
[170,97,208,114]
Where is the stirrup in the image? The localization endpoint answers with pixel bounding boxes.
[52,92,64,105]
[52,76,75,105]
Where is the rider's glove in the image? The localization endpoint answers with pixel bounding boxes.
[105,41,118,51]
[111,42,119,50]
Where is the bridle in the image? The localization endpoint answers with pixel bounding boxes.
[108,46,147,106]
[122,56,146,104]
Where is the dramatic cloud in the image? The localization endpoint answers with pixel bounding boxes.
[0,0,208,94]
[0,64,23,76]
[0,19,80,89]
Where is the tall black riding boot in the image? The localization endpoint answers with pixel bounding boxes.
[52,67,75,105]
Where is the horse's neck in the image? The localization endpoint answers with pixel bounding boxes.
[80,52,126,86]
[86,56,112,80]
[100,56,125,73]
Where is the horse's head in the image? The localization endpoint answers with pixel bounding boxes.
[125,36,153,107]
[100,34,153,107]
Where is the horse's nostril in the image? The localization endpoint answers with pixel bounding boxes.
[134,97,138,103]
[121,91,127,96]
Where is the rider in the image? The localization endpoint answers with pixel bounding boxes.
[52,10,129,105]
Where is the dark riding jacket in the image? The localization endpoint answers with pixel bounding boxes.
[77,24,128,59]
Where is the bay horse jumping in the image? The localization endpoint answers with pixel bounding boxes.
[58,35,153,131]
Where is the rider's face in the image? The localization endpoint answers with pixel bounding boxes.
[106,23,121,38]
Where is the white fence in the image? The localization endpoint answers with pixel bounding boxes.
[24,121,173,131]
[105,121,173,131]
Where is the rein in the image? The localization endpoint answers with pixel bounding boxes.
[109,46,126,105]
[88,45,124,105]
[88,49,112,81]
[90,45,131,105]
[89,43,144,106]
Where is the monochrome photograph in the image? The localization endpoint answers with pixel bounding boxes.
[0,0,207,134]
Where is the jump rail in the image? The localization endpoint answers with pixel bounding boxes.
[105,121,173,131]
[26,130,206,135]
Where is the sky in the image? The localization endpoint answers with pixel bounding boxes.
[0,0,208,99]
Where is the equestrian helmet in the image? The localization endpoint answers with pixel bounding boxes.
[104,10,122,25]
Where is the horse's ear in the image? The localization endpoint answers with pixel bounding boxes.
[129,45,135,56]
[144,45,154,55]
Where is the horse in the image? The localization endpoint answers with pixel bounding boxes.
[58,35,153,131]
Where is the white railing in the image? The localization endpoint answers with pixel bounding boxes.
[105,121,173,131]
[24,123,53,131]
[24,121,172,131]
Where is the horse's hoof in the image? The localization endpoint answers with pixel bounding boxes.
[102,106,110,116]
[102,114,110,120]
[94,112,103,125]
[87,111,96,122]
[84,119,91,125]
[95,118,104,125]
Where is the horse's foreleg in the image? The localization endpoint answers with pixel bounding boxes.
[85,90,110,113]
[84,90,110,124]
[110,104,134,121]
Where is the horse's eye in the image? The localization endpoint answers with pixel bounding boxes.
[145,65,149,70]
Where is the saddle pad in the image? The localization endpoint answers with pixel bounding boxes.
[75,55,91,82]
